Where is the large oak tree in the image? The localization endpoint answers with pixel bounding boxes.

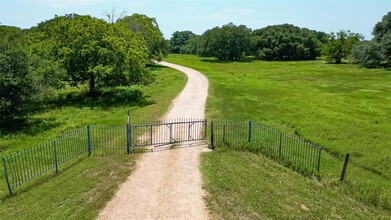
[32,14,150,96]
[322,30,362,64]
[198,23,251,61]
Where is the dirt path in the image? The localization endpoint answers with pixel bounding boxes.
[97,61,210,220]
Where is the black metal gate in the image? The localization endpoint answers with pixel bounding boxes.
[130,119,207,148]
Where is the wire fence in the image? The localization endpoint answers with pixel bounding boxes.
[2,119,207,195]
[210,121,322,175]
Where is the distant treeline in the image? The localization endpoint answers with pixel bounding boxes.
[169,11,391,67]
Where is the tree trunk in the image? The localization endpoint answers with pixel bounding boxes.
[88,73,97,98]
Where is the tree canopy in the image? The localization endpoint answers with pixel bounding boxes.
[32,14,150,96]
[351,41,382,68]
[170,31,197,54]
[322,30,362,64]
[1,13,164,123]
[373,12,391,42]
[0,26,35,122]
[198,23,252,61]
[351,11,391,68]
[170,23,326,61]
[251,24,322,61]
[117,13,167,60]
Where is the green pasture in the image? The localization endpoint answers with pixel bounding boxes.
[166,54,391,218]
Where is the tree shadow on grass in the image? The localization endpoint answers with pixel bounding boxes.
[0,118,62,137]
[0,87,155,136]
[50,87,155,110]
[146,63,169,69]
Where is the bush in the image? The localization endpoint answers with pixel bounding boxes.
[350,41,382,68]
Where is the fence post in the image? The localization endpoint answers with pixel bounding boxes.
[223,124,226,144]
[3,157,12,195]
[87,126,91,156]
[317,148,322,172]
[340,153,350,181]
[204,119,208,140]
[53,140,58,174]
[211,121,215,150]
[126,123,131,154]
[169,123,173,143]
[278,132,283,159]
[248,121,252,143]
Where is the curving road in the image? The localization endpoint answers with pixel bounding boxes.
[98,61,210,220]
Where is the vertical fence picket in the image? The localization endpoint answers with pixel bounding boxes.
[53,140,58,174]
[278,132,282,159]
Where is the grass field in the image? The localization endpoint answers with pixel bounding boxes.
[202,148,390,219]
[166,54,391,217]
[0,65,187,219]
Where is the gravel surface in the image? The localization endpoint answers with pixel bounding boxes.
[97,61,210,220]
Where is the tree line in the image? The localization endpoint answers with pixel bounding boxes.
[0,13,168,124]
[169,11,391,68]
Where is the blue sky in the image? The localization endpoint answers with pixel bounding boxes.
[0,0,390,40]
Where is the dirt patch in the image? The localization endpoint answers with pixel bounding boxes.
[98,61,210,219]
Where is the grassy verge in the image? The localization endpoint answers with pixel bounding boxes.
[202,148,390,219]
[0,65,186,219]
[166,54,391,217]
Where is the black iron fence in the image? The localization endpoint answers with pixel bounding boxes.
[2,118,322,195]
[2,119,207,195]
[2,127,88,195]
[210,121,322,175]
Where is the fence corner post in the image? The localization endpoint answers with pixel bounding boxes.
[3,157,12,195]
[317,148,322,173]
[87,126,91,156]
[248,121,252,143]
[211,121,215,150]
[340,153,350,181]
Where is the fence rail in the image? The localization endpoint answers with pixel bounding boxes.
[2,119,207,195]
[210,121,322,174]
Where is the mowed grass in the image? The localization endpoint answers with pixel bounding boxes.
[0,65,187,219]
[166,54,391,217]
